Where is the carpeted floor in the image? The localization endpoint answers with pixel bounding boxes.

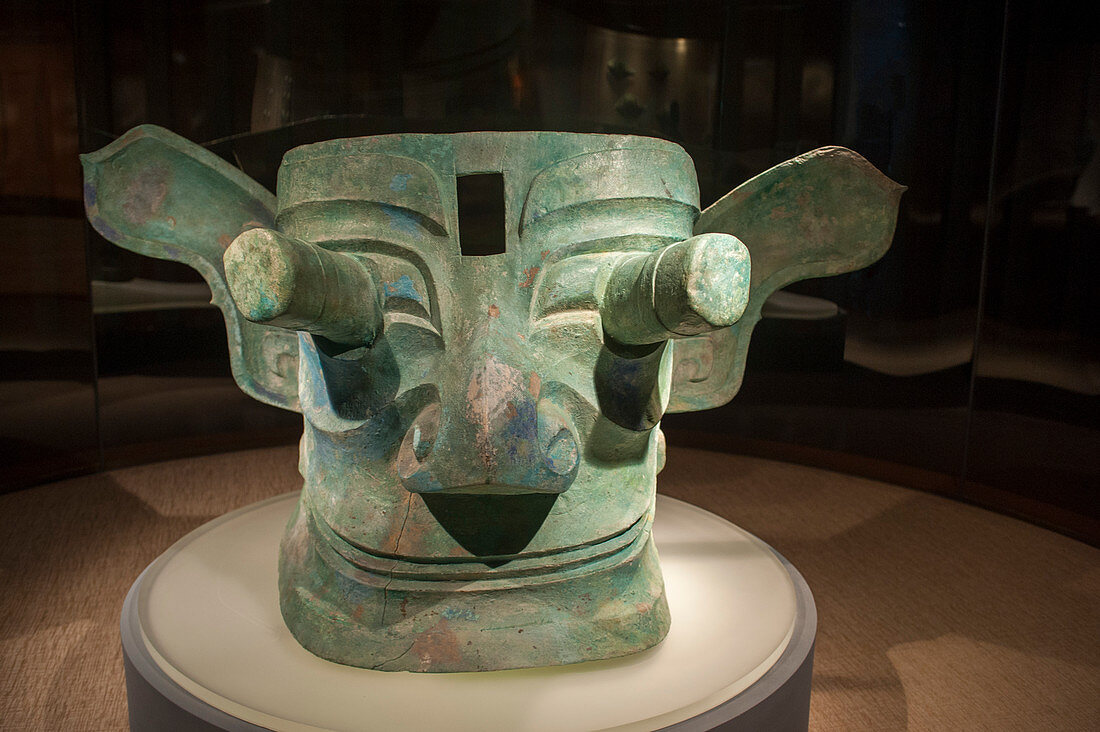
[1,445,1096,731]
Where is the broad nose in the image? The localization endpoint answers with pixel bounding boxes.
[397,357,579,495]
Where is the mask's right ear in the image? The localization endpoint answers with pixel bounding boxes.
[82,124,300,412]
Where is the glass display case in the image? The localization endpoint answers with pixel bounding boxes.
[1,0,1095,542]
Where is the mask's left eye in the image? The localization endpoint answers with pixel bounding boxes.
[224,228,384,347]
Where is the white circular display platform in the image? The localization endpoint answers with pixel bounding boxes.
[122,493,815,732]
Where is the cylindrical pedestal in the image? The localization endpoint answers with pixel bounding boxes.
[122,494,816,731]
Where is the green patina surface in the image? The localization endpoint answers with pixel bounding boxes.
[82,127,901,672]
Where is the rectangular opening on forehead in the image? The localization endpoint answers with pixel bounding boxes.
[456,173,506,256]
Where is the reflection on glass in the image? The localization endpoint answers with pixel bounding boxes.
[1,2,98,489]
[966,7,1099,532]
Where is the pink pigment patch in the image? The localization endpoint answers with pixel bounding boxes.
[411,618,463,671]
[466,356,526,469]
[520,266,540,287]
[121,165,169,225]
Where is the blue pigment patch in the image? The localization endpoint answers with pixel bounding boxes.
[389,173,413,191]
[442,607,479,622]
[385,208,420,236]
[383,275,423,302]
[251,292,277,320]
[83,182,97,207]
[248,380,286,405]
[91,217,121,242]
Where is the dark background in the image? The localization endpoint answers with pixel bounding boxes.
[1,0,1096,543]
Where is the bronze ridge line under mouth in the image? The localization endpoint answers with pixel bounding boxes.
[307,501,652,582]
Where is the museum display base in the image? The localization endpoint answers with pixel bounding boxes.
[121,493,816,732]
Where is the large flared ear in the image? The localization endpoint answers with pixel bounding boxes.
[81,125,300,412]
[668,146,904,413]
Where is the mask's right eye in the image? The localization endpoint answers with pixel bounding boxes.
[306,238,441,339]
[368,253,434,323]
[224,228,384,347]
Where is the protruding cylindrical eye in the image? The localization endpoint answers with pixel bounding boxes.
[601,233,750,345]
[224,228,384,346]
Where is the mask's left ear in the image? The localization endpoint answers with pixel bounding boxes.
[668,146,904,413]
[82,124,300,412]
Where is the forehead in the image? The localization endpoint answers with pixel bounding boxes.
[274,132,700,256]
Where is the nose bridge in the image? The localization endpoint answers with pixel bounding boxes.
[442,352,539,483]
[466,352,534,438]
[401,345,578,494]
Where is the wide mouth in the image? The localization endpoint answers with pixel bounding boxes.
[409,482,567,496]
[315,504,652,582]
